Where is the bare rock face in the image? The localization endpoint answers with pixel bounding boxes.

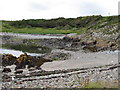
[96,38,109,48]
[2,54,17,66]
[78,31,119,52]
[2,68,11,73]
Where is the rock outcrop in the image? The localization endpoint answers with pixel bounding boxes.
[2,53,52,70]
[79,32,119,52]
[2,54,17,66]
[15,53,52,70]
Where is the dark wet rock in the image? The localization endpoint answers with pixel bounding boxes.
[2,54,17,66]
[109,65,120,70]
[15,69,23,74]
[99,68,109,72]
[2,68,11,73]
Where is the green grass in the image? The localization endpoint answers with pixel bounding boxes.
[85,82,105,88]
[84,81,119,88]
[2,26,86,34]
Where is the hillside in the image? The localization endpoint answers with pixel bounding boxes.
[1,15,119,34]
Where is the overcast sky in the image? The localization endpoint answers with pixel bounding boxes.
[0,0,119,20]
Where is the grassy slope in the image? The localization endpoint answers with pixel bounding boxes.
[2,27,86,34]
[1,21,87,34]
[1,15,118,34]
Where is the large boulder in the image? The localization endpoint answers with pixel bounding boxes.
[81,38,98,52]
[15,53,52,70]
[15,53,33,69]
[96,38,109,48]
[2,54,17,66]
[2,68,11,73]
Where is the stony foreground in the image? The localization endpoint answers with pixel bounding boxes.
[1,64,119,88]
[1,32,119,88]
[1,49,119,88]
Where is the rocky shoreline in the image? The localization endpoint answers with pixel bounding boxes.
[1,49,119,88]
[1,32,119,52]
[1,32,119,88]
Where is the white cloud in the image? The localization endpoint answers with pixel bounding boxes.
[0,0,119,20]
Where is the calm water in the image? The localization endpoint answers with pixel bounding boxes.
[0,48,43,57]
[1,32,65,39]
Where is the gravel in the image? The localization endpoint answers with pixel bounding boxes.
[1,64,119,88]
